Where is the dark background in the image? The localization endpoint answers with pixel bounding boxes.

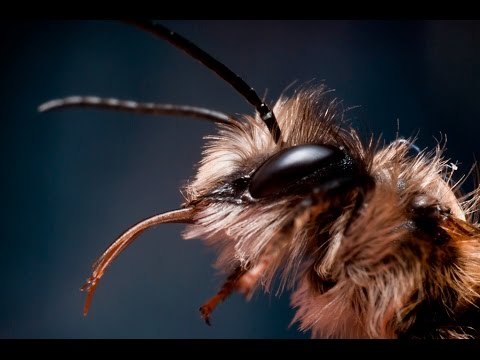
[1,20,479,338]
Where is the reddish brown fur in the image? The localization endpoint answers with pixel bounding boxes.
[41,22,480,339]
[182,86,480,338]
[76,85,480,338]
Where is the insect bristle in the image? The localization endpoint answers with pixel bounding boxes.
[39,20,480,339]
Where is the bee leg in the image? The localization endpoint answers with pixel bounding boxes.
[236,194,329,298]
[199,265,247,326]
[199,191,330,325]
[235,258,271,298]
[199,259,274,326]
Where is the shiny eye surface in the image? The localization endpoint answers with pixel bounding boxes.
[249,144,348,198]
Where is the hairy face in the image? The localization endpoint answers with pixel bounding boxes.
[41,21,480,339]
[182,86,480,339]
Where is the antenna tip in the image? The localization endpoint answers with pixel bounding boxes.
[38,96,89,113]
[38,98,69,113]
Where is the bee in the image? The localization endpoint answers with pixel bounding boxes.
[39,20,480,339]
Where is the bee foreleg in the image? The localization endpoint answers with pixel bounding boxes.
[199,265,247,326]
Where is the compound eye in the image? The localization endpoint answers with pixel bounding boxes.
[249,144,344,198]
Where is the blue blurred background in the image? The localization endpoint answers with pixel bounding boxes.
[1,20,479,338]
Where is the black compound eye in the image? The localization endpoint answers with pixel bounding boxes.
[249,144,347,199]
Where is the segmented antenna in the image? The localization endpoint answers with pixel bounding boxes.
[125,20,282,143]
[39,96,232,124]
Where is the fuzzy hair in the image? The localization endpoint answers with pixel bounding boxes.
[182,85,480,339]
